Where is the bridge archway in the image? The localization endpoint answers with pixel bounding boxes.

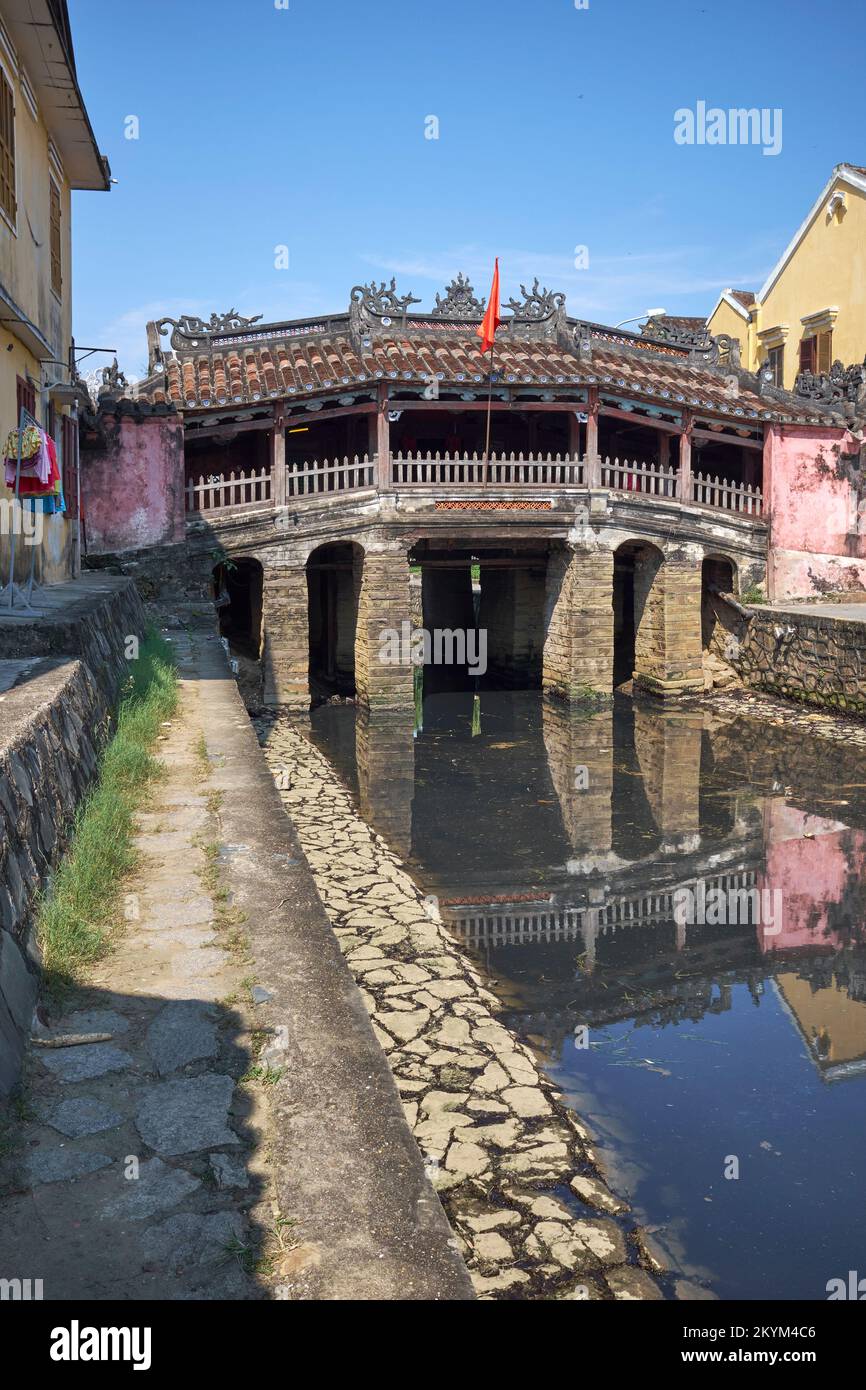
[612,540,665,690]
[411,541,547,696]
[213,556,264,658]
[306,541,363,702]
[702,553,739,657]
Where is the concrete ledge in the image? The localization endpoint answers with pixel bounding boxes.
[189,628,474,1300]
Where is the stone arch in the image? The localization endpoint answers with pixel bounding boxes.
[701,551,740,660]
[306,540,364,703]
[212,555,265,705]
[612,539,666,690]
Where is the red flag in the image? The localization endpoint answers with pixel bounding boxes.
[476,258,501,355]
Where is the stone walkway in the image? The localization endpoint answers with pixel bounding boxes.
[0,629,266,1298]
[258,715,671,1301]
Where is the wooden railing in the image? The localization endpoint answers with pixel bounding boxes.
[184,452,765,523]
[390,451,585,487]
[186,467,271,513]
[286,455,375,498]
[600,456,677,497]
[692,471,763,516]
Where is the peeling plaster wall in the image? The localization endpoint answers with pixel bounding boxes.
[767,424,866,599]
[81,410,185,556]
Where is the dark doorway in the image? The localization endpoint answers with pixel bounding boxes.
[306,542,360,701]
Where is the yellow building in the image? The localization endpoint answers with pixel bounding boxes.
[0,1,109,588]
[707,162,866,393]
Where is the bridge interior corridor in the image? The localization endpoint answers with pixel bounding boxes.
[411,543,548,697]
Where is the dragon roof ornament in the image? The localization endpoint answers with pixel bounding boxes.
[433,273,486,319]
[794,357,866,406]
[505,278,567,322]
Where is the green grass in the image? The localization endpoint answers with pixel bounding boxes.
[36,629,178,1000]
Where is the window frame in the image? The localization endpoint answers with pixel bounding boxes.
[800,331,833,377]
[61,413,78,519]
[49,173,62,299]
[0,58,16,231]
[767,345,785,388]
[16,374,36,422]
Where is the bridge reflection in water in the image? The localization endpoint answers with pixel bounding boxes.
[309,690,866,1300]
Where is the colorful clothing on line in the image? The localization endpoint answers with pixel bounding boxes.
[3,425,42,462]
[7,435,57,493]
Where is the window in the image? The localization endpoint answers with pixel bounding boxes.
[767,346,784,387]
[61,413,78,517]
[16,374,35,422]
[817,330,833,374]
[800,331,833,376]
[0,65,14,224]
[49,177,62,296]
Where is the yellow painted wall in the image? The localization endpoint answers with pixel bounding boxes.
[0,35,76,587]
[760,177,866,390]
[707,298,753,365]
[709,173,866,392]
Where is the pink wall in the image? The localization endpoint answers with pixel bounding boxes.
[81,409,185,555]
[766,425,866,599]
[758,800,865,954]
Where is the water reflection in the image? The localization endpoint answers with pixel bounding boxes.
[309,690,866,1300]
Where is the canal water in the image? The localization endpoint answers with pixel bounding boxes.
[309,690,866,1301]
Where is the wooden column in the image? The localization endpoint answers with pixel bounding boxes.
[585,387,601,488]
[271,406,286,507]
[568,410,581,461]
[676,410,692,503]
[375,384,391,493]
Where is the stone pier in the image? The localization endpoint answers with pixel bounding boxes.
[261,564,310,711]
[633,549,704,696]
[354,542,415,712]
[543,543,615,702]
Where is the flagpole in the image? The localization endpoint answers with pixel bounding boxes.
[483,341,495,487]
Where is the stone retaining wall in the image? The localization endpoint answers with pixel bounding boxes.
[0,577,147,1094]
[713,599,866,716]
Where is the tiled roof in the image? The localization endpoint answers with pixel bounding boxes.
[142,327,816,424]
[729,290,756,308]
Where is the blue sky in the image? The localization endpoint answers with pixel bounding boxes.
[68,0,866,377]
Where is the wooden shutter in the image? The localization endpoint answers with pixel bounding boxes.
[799,337,816,373]
[49,178,62,295]
[61,414,78,517]
[0,67,14,223]
[16,374,35,421]
[817,330,833,375]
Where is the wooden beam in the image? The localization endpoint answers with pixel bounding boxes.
[187,417,273,442]
[388,398,584,413]
[598,402,682,434]
[691,427,763,451]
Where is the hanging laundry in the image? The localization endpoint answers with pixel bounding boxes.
[3,425,42,462]
[4,425,51,489]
